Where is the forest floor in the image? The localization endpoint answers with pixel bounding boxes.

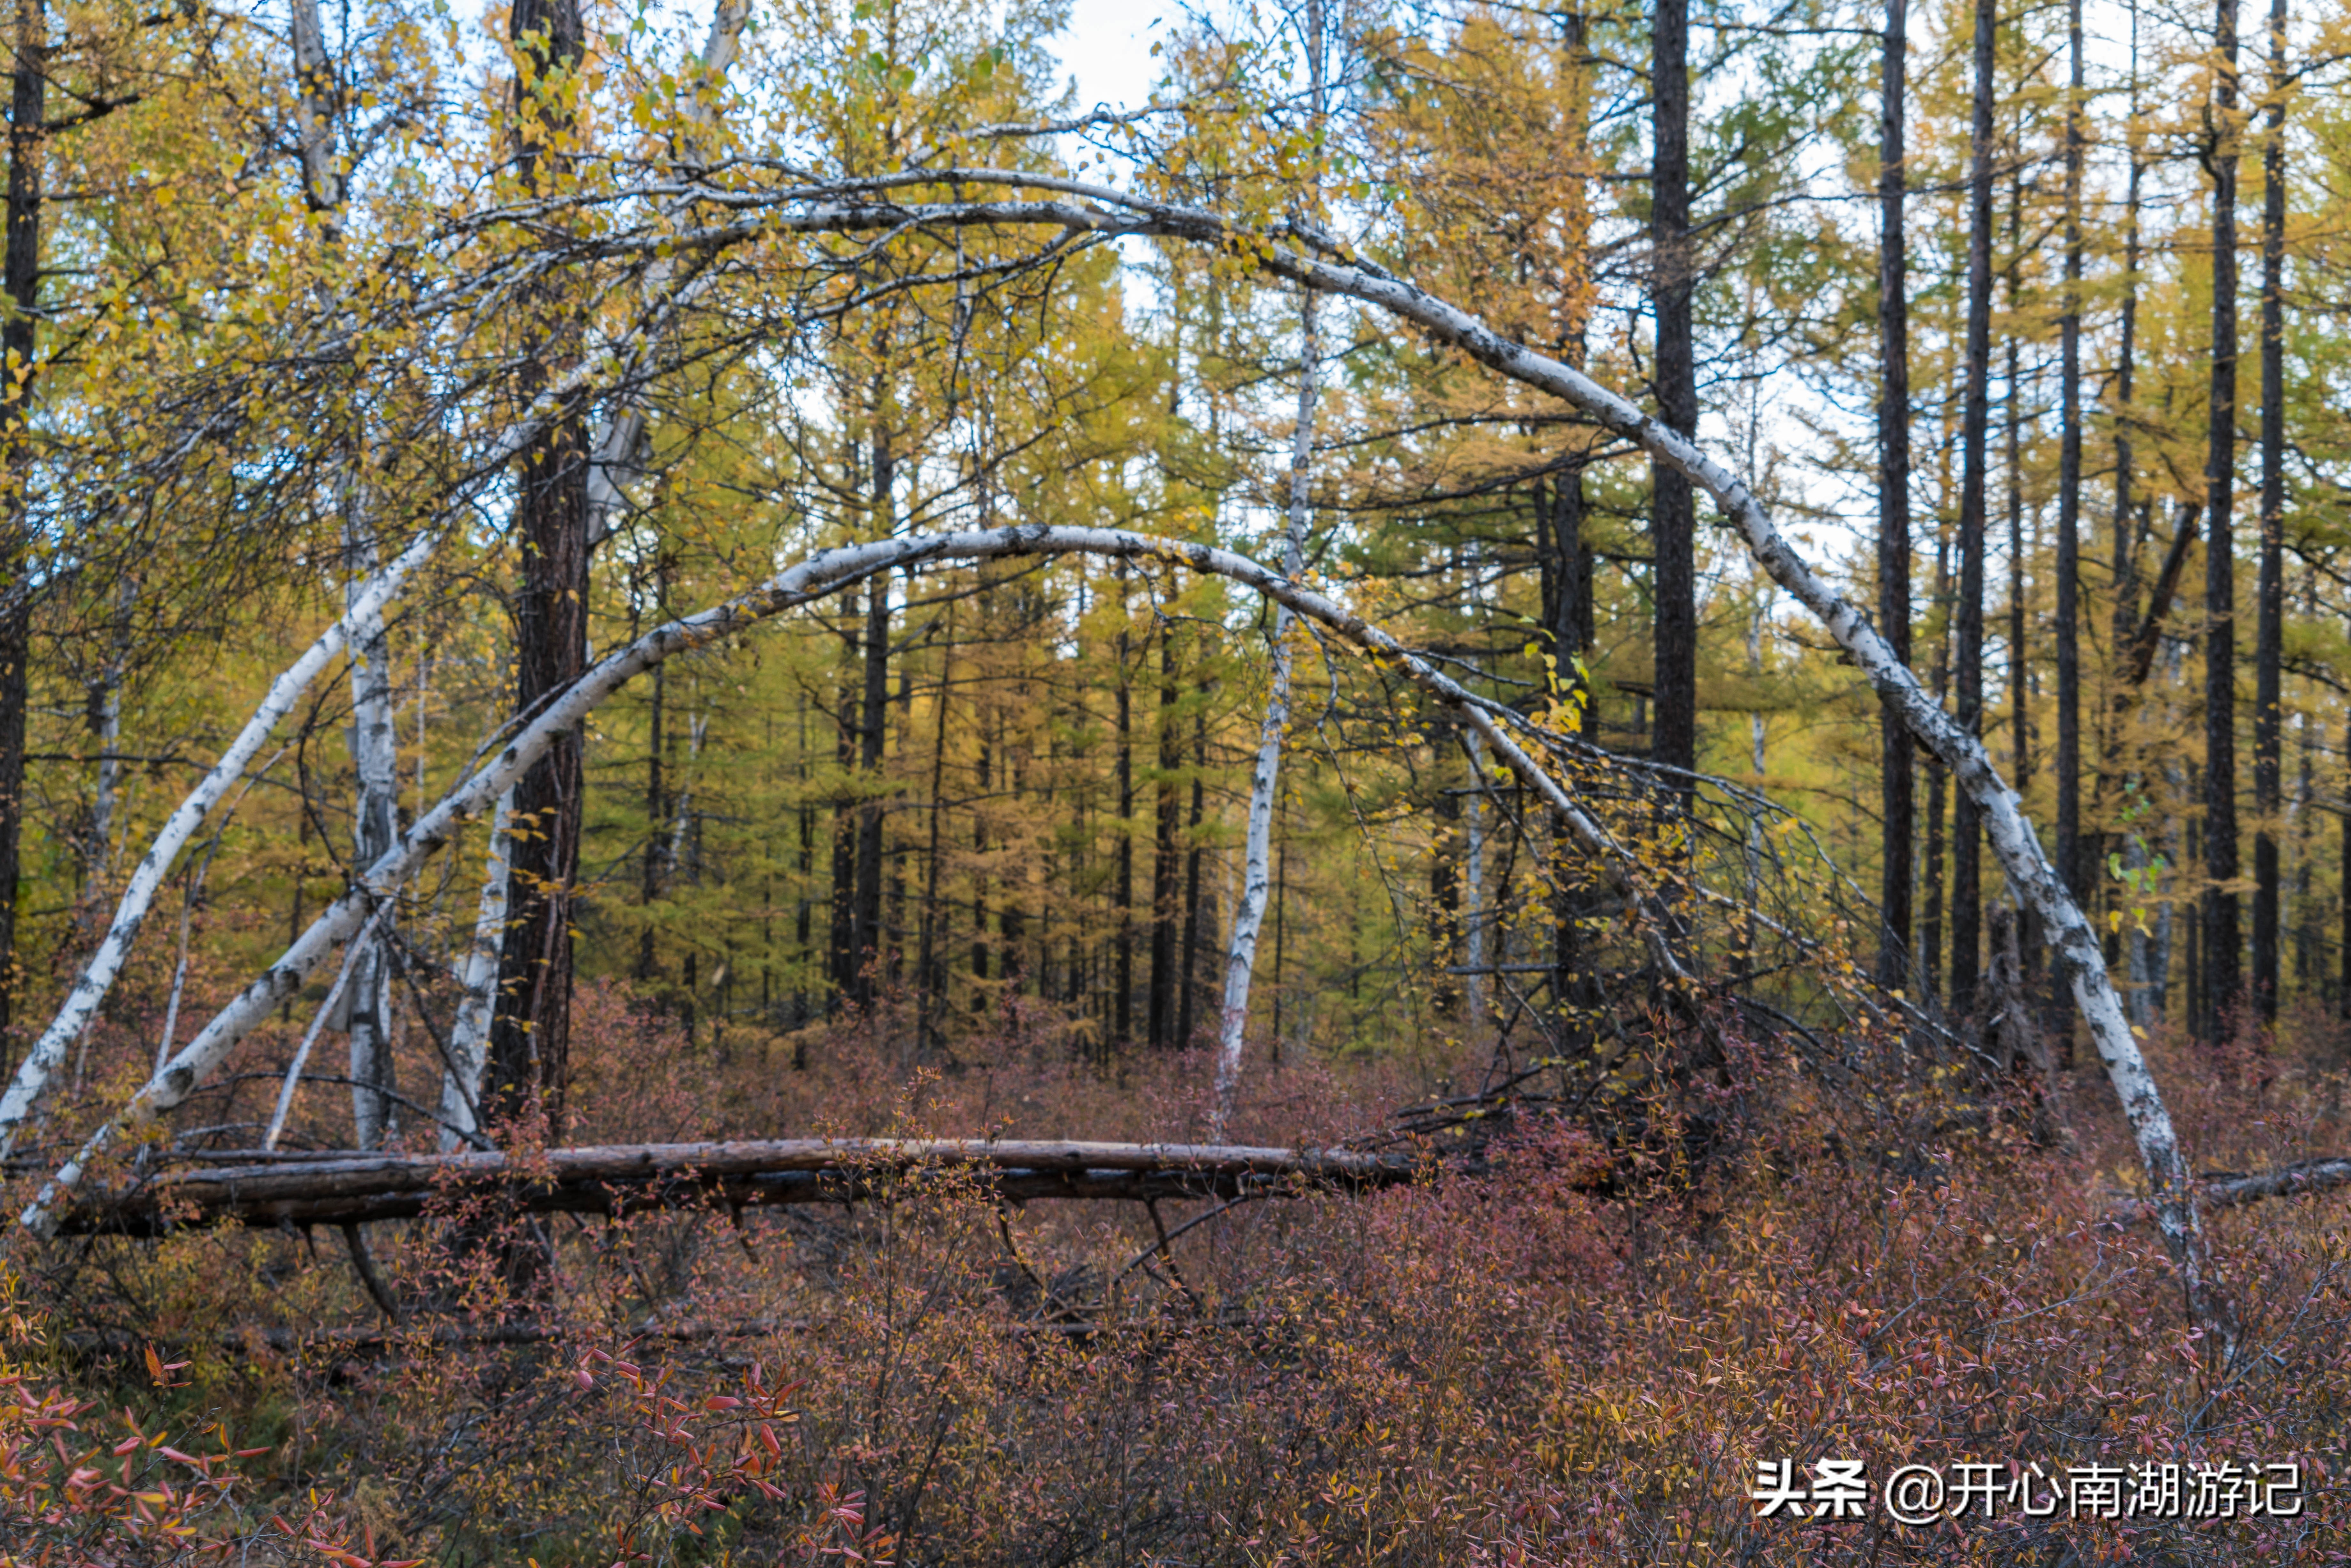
[6,984,2347,1565]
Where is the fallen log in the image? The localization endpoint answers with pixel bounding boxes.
[2106,1156,2351,1227]
[51,1138,1420,1236]
[60,1315,804,1359]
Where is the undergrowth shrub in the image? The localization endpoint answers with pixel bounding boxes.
[14,992,2351,1564]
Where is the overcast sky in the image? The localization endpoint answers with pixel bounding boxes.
[1052,3,1169,113]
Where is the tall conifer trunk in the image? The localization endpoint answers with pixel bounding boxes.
[1113,579,1134,1050]
[2004,176,2028,800]
[2251,0,2286,1017]
[0,0,47,1055]
[1650,0,1696,774]
[484,0,591,1132]
[1924,535,1952,1003]
[1952,0,1998,1013]
[2202,0,2242,1039]
[826,594,858,1006]
[2056,0,2086,911]
[1177,698,1206,1047]
[850,440,893,1007]
[1148,619,1180,1048]
[1875,0,1914,991]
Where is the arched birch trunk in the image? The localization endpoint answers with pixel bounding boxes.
[16,525,1702,1237]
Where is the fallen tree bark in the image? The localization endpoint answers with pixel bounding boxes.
[49,1138,1418,1236]
[2108,1156,2351,1226]
[62,1316,803,1358]
[14,527,1684,1242]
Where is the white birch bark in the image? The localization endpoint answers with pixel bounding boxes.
[343,522,402,1149]
[265,904,383,1152]
[1208,291,1317,1143]
[287,0,343,219]
[1210,2,1325,1142]
[712,165,2222,1338]
[439,789,512,1152]
[17,524,1703,1234]
[0,528,437,1157]
[290,0,404,1150]
[1242,239,2228,1347]
[0,4,742,1161]
[15,161,2227,1341]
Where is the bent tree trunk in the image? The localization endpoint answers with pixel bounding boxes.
[1242,245,2231,1355]
[0,532,439,1157]
[5,173,2232,1355]
[17,524,1703,1238]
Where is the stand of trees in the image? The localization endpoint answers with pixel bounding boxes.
[0,0,2346,1356]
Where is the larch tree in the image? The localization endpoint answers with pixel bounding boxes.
[1875,0,1914,992]
[2202,0,2243,1040]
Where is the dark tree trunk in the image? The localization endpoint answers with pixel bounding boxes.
[1923,531,1952,1004]
[792,693,813,1034]
[1875,0,1914,992]
[2101,24,2147,928]
[2202,0,2242,1040]
[1114,580,1134,1051]
[826,593,858,1005]
[2108,270,2142,652]
[850,539,892,1007]
[971,708,990,1001]
[2341,683,2351,1017]
[1148,619,1181,1049]
[637,641,665,983]
[2252,0,2287,1019]
[2004,164,2028,801]
[0,0,47,1055]
[485,0,591,1134]
[1432,782,1460,1018]
[916,623,951,1053]
[1650,0,1696,775]
[2187,817,2203,1026]
[1176,695,1207,1048]
[2054,0,2085,907]
[1951,0,1997,1014]
[2001,167,2042,1001]
[1272,838,1289,1056]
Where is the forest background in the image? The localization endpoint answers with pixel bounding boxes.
[0,0,2347,1560]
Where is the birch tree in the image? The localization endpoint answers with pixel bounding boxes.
[1212,0,1324,1142]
